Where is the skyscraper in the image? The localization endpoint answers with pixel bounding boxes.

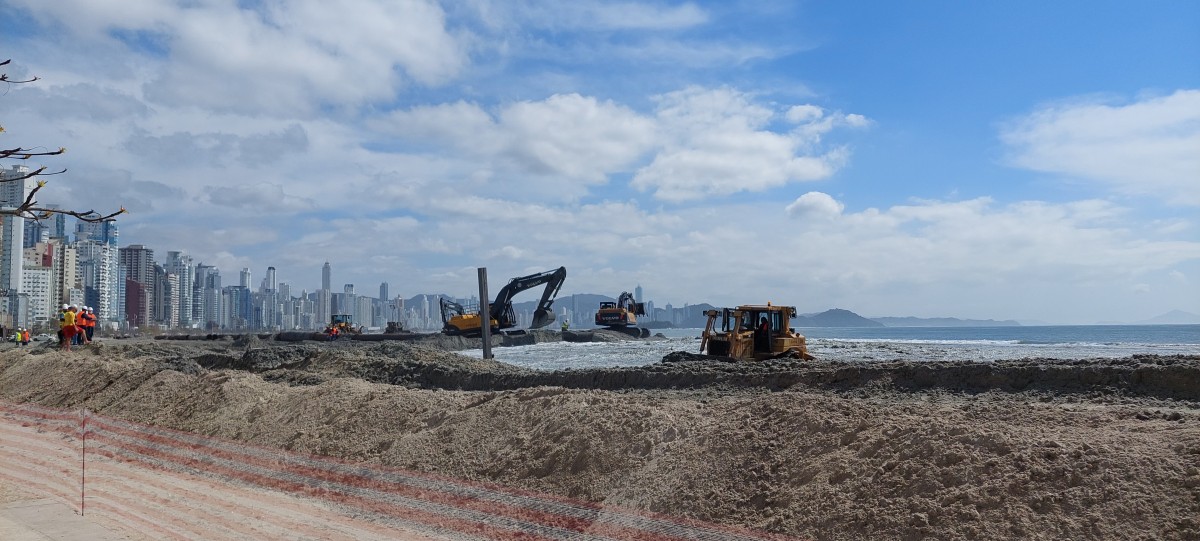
[240,268,251,289]
[635,284,643,303]
[0,165,33,296]
[322,262,331,291]
[265,266,277,293]
[118,245,155,327]
[165,251,194,327]
[379,282,388,302]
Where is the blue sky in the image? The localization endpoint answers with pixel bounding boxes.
[1,0,1197,324]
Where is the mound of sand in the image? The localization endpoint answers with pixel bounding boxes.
[1,340,1197,540]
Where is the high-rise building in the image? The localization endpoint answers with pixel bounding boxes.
[265,266,277,293]
[75,220,119,245]
[193,264,222,330]
[240,268,251,289]
[22,219,48,249]
[118,245,155,327]
[322,262,331,291]
[379,282,388,302]
[0,166,33,298]
[165,251,194,327]
[635,285,643,303]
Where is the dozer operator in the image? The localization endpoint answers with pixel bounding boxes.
[700,303,814,361]
[594,291,650,338]
[440,266,567,336]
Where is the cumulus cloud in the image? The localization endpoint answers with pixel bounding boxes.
[631,88,863,201]
[786,192,844,219]
[1001,89,1200,206]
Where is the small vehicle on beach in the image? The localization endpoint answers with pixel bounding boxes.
[700,303,814,361]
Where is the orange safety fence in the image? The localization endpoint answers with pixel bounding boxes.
[0,401,801,541]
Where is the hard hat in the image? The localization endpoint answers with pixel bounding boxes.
[62,304,69,309]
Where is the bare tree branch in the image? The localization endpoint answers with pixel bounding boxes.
[1,58,125,223]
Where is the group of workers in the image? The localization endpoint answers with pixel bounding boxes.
[58,304,97,352]
[9,328,31,346]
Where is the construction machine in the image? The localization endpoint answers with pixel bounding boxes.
[440,267,567,336]
[700,304,814,361]
[595,291,650,338]
[329,314,363,335]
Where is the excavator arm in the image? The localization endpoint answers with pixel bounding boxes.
[616,291,645,315]
[489,266,567,330]
[439,297,465,326]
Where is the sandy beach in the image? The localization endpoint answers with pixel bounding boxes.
[1,336,1197,540]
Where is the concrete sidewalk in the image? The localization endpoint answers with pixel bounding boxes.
[0,498,130,541]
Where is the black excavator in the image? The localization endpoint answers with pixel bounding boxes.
[594,291,650,338]
[440,266,567,336]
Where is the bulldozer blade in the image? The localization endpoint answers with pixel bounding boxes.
[530,308,557,329]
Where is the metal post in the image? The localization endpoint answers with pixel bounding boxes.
[477,267,492,360]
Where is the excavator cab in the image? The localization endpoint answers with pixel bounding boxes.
[440,267,567,336]
[700,304,813,361]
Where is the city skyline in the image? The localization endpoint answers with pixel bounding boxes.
[1,1,1197,324]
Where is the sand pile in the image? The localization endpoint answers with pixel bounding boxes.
[1,339,1197,540]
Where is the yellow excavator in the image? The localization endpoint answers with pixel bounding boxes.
[594,291,650,338]
[700,303,814,361]
[440,267,567,336]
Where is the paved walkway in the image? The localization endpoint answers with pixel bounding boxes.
[0,498,130,541]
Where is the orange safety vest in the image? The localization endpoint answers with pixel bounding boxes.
[85,312,96,327]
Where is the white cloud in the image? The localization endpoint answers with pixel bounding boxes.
[1001,89,1200,206]
[631,87,863,201]
[786,191,844,219]
[11,0,470,115]
[488,1,708,31]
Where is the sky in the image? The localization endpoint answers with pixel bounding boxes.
[1,0,1197,324]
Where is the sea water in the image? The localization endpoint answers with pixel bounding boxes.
[461,325,1200,371]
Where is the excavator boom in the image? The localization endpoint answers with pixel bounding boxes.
[440,267,567,335]
[490,266,567,329]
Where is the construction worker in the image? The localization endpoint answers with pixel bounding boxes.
[79,307,95,344]
[561,320,569,332]
[61,306,78,352]
[755,316,770,352]
[57,304,68,343]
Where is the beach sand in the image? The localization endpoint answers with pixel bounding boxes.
[1,337,1197,540]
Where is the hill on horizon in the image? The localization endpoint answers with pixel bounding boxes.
[796,309,884,328]
[1135,310,1200,325]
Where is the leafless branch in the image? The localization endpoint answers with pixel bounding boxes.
[1,59,125,223]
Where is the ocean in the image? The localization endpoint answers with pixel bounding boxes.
[462,325,1200,371]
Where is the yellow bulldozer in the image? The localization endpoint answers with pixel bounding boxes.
[328,314,363,336]
[700,304,814,361]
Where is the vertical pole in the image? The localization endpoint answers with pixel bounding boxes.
[80,410,86,516]
[477,267,492,360]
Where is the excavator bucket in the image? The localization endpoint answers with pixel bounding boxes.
[530,308,557,329]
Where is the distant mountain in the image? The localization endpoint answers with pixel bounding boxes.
[1136,310,1200,325]
[870,316,1021,327]
[796,308,884,328]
